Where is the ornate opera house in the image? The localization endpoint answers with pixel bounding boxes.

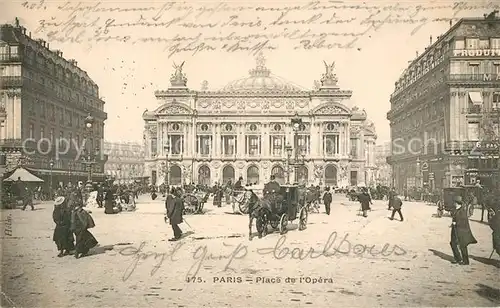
[142,53,377,187]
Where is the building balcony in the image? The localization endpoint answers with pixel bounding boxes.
[0,76,23,87]
[0,138,24,148]
[0,53,22,62]
[444,141,477,152]
[324,152,342,159]
[463,105,482,114]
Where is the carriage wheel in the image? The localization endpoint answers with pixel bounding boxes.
[298,207,308,231]
[256,214,268,238]
[270,220,279,230]
[279,214,288,234]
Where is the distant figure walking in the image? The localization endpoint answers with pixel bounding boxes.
[323,187,332,215]
[166,188,184,241]
[358,188,372,218]
[389,193,404,221]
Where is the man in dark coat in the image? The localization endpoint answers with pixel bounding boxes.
[52,196,75,256]
[450,196,477,265]
[165,187,175,211]
[264,175,282,212]
[264,175,281,195]
[96,184,104,208]
[388,187,396,210]
[488,205,500,257]
[358,188,372,218]
[167,188,184,241]
[389,193,403,221]
[323,187,332,215]
[234,177,244,191]
[103,185,117,214]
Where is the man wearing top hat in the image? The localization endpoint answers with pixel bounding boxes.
[264,175,282,212]
[450,195,477,265]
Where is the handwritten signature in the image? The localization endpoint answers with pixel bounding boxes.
[21,0,488,56]
[117,231,407,282]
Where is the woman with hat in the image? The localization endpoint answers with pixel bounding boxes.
[52,196,75,257]
[450,195,477,265]
[71,203,98,258]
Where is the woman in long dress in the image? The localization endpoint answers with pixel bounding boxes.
[52,196,75,257]
[71,205,98,258]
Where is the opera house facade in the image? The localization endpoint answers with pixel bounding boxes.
[142,53,377,187]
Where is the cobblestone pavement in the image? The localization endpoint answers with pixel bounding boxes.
[1,195,499,307]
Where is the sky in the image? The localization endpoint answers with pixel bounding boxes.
[1,0,494,144]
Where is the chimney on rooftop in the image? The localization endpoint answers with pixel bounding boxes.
[28,32,31,37]
[416,51,419,57]
[449,20,452,27]
[430,35,433,45]
[47,43,49,49]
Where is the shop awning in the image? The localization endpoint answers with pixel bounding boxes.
[468,92,483,105]
[3,167,44,182]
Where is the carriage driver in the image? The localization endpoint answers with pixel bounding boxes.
[234,177,244,191]
[264,175,281,195]
[264,175,283,211]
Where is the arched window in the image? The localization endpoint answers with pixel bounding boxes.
[198,165,211,186]
[295,165,308,185]
[271,165,285,184]
[246,165,259,184]
[325,164,337,187]
[222,165,235,184]
[169,165,182,185]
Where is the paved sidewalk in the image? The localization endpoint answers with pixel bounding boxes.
[1,195,499,307]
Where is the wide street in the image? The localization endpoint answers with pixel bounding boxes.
[1,194,499,307]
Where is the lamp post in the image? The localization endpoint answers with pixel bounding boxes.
[164,141,170,186]
[49,159,54,200]
[285,113,306,184]
[117,166,122,184]
[82,113,99,202]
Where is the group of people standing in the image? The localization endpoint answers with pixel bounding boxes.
[52,193,98,259]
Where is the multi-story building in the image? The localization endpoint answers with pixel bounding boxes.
[104,141,145,183]
[387,12,500,191]
[0,19,107,186]
[375,142,392,186]
[143,53,377,187]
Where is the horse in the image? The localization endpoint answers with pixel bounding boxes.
[297,187,320,213]
[247,191,276,240]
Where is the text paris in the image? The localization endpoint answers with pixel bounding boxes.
[256,231,408,260]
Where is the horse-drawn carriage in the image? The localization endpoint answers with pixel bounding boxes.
[182,190,209,214]
[249,184,309,240]
[437,186,477,218]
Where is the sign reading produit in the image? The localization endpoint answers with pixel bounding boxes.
[453,49,500,57]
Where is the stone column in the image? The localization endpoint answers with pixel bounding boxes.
[318,122,323,155]
[262,124,268,157]
[238,123,244,156]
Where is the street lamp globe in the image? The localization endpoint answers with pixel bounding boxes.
[49,159,54,168]
[84,113,94,128]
